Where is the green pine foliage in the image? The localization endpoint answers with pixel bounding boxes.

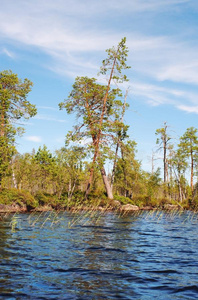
[0,70,37,185]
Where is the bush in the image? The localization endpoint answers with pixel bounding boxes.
[131,195,168,208]
[114,195,135,205]
[0,188,38,209]
[131,195,150,208]
[34,192,49,205]
[34,192,60,207]
[189,196,198,210]
[88,190,107,200]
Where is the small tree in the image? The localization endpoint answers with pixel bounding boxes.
[171,148,188,202]
[55,146,86,200]
[146,167,161,200]
[34,145,56,192]
[155,122,172,184]
[114,140,141,198]
[178,127,198,194]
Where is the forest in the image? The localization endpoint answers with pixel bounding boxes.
[0,38,198,211]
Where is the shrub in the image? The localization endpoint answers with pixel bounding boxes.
[113,195,135,205]
[34,192,59,207]
[0,188,38,209]
[189,196,198,210]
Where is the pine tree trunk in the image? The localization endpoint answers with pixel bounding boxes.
[164,140,167,183]
[111,142,119,189]
[100,167,113,199]
[85,151,97,199]
[111,89,128,189]
[179,183,183,202]
[191,154,194,193]
[178,173,183,202]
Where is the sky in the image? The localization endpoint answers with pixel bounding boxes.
[0,0,198,173]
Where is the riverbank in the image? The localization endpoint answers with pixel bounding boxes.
[0,188,194,214]
[0,201,186,214]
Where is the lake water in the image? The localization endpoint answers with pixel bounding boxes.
[0,210,198,299]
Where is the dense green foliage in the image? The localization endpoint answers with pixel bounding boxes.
[1,130,197,210]
[0,70,37,185]
[0,188,38,208]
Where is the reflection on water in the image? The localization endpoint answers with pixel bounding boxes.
[0,211,198,299]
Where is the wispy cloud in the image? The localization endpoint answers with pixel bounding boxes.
[37,106,59,111]
[0,0,196,86]
[25,136,42,142]
[177,105,198,114]
[127,35,198,85]
[0,0,197,109]
[1,47,15,58]
[131,80,198,108]
[34,114,67,123]
[158,61,198,85]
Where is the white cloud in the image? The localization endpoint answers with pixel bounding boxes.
[0,0,197,98]
[132,82,180,105]
[25,136,42,142]
[158,61,198,85]
[130,80,198,109]
[1,47,15,58]
[177,105,198,114]
[0,0,189,22]
[37,106,59,111]
[127,36,198,86]
[34,114,67,123]
[0,0,195,83]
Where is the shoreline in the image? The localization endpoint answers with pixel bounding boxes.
[0,202,185,214]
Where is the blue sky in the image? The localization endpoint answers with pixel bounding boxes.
[0,0,198,172]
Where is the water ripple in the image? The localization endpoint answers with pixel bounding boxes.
[0,211,198,299]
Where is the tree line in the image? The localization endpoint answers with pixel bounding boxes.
[0,38,198,209]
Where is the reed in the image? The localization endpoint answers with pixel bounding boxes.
[3,204,198,232]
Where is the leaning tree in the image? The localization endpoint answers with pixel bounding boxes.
[59,37,130,199]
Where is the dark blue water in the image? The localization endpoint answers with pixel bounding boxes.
[0,210,198,299]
